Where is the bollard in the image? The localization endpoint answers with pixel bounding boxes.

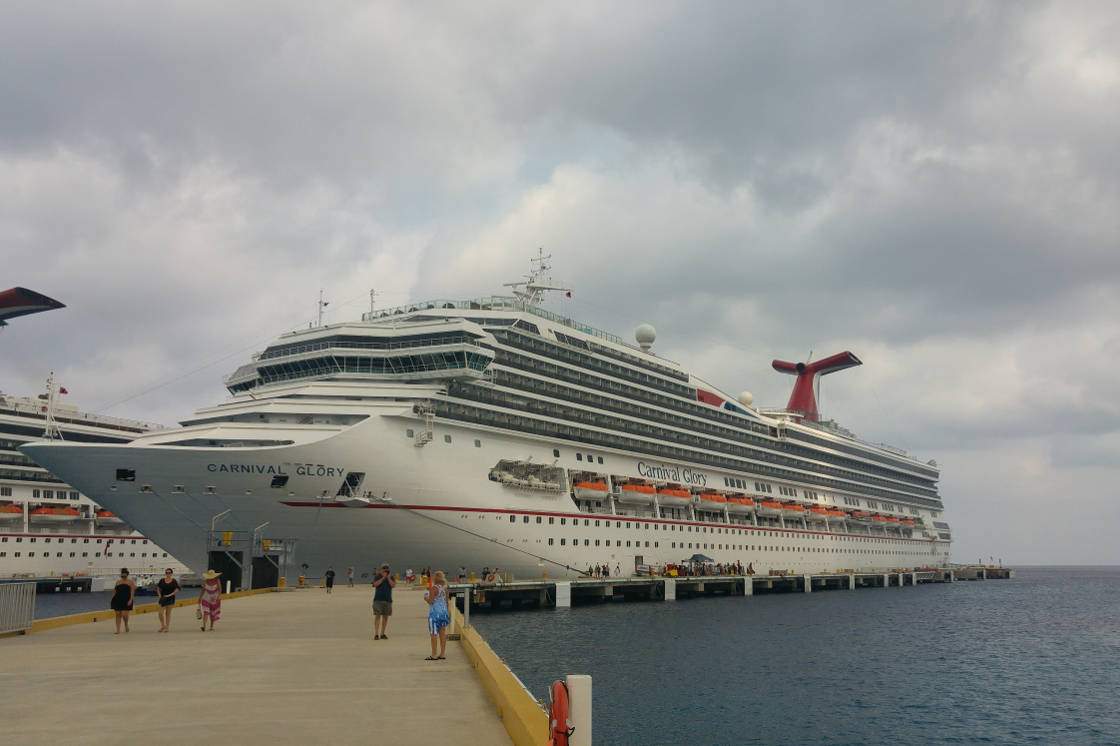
[566,675,592,746]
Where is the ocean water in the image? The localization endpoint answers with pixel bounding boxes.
[470,567,1120,745]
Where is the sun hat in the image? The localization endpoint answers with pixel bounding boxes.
[203,569,222,579]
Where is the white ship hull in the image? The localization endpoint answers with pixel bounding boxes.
[24,412,950,583]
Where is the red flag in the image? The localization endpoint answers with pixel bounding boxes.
[59,386,68,395]
[565,291,571,298]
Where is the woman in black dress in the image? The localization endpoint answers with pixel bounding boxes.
[156,568,181,632]
[110,568,135,634]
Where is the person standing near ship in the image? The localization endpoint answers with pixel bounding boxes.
[324,567,336,593]
[347,566,355,587]
[424,570,450,660]
[372,564,395,639]
[197,570,222,631]
[156,568,180,632]
[110,568,135,634]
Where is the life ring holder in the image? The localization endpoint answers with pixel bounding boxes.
[547,679,573,746]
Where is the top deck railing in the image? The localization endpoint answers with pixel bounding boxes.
[362,297,625,345]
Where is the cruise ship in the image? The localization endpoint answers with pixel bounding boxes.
[1,380,189,580]
[24,257,951,586]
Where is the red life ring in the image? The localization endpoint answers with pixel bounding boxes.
[547,679,573,746]
[486,573,497,582]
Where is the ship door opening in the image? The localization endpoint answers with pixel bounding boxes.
[207,550,243,590]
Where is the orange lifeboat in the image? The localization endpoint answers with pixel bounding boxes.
[779,503,806,516]
[96,509,124,525]
[725,495,755,514]
[756,500,784,517]
[884,516,901,524]
[618,482,656,505]
[30,506,81,523]
[825,509,847,520]
[870,515,890,523]
[0,504,23,521]
[654,486,690,507]
[850,510,871,523]
[901,519,916,526]
[573,481,608,500]
[808,507,830,518]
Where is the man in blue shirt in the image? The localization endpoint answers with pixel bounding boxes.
[372,564,395,639]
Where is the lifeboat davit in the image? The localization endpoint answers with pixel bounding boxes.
[725,495,755,514]
[756,500,784,518]
[30,506,82,523]
[653,486,690,507]
[573,481,608,500]
[96,509,124,525]
[619,482,656,506]
[0,504,23,521]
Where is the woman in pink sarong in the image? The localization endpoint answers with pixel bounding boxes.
[197,570,222,631]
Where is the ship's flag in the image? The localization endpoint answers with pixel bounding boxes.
[565,291,571,298]
[59,386,68,395]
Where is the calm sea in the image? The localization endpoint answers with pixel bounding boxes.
[471,566,1120,745]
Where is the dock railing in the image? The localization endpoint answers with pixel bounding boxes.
[0,582,36,634]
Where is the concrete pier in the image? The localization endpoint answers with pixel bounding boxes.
[0,587,512,746]
[454,566,996,611]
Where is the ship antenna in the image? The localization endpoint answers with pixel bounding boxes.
[502,248,570,308]
[43,372,63,440]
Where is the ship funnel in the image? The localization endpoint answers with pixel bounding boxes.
[772,351,862,422]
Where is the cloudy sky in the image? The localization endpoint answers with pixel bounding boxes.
[3,2,1117,564]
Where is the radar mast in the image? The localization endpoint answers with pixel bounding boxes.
[503,248,570,308]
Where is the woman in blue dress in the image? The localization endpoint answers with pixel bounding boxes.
[424,570,450,660]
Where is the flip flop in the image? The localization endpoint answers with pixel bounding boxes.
[437,656,446,660]
[424,656,437,661]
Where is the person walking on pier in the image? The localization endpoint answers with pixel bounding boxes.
[325,567,336,593]
[425,570,450,660]
[156,568,181,632]
[347,566,355,587]
[197,570,222,631]
[110,568,135,634]
[372,564,395,639]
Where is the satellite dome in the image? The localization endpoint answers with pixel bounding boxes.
[738,391,754,407]
[635,324,656,351]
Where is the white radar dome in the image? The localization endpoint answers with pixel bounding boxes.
[635,324,656,351]
[738,391,754,407]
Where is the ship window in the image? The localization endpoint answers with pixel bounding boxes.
[561,518,566,525]
[444,435,452,444]
[14,552,19,557]
[553,449,560,457]
[597,457,604,464]
[523,516,529,524]
[82,552,88,557]
[474,440,481,448]
[271,475,289,488]
[406,429,414,438]
[584,539,589,546]
[116,469,136,482]
[28,552,34,557]
[0,552,4,557]
[560,538,566,546]
[596,540,601,546]
[548,538,553,545]
[536,517,542,524]
[576,453,583,461]
[548,517,554,525]
[585,454,593,462]
[33,489,40,497]
[509,515,516,523]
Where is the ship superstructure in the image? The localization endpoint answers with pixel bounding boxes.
[24,257,950,584]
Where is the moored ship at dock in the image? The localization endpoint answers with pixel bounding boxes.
[24,255,951,585]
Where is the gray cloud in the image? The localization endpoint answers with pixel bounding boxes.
[3,1,1118,563]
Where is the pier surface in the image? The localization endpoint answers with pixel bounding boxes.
[0,586,512,746]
